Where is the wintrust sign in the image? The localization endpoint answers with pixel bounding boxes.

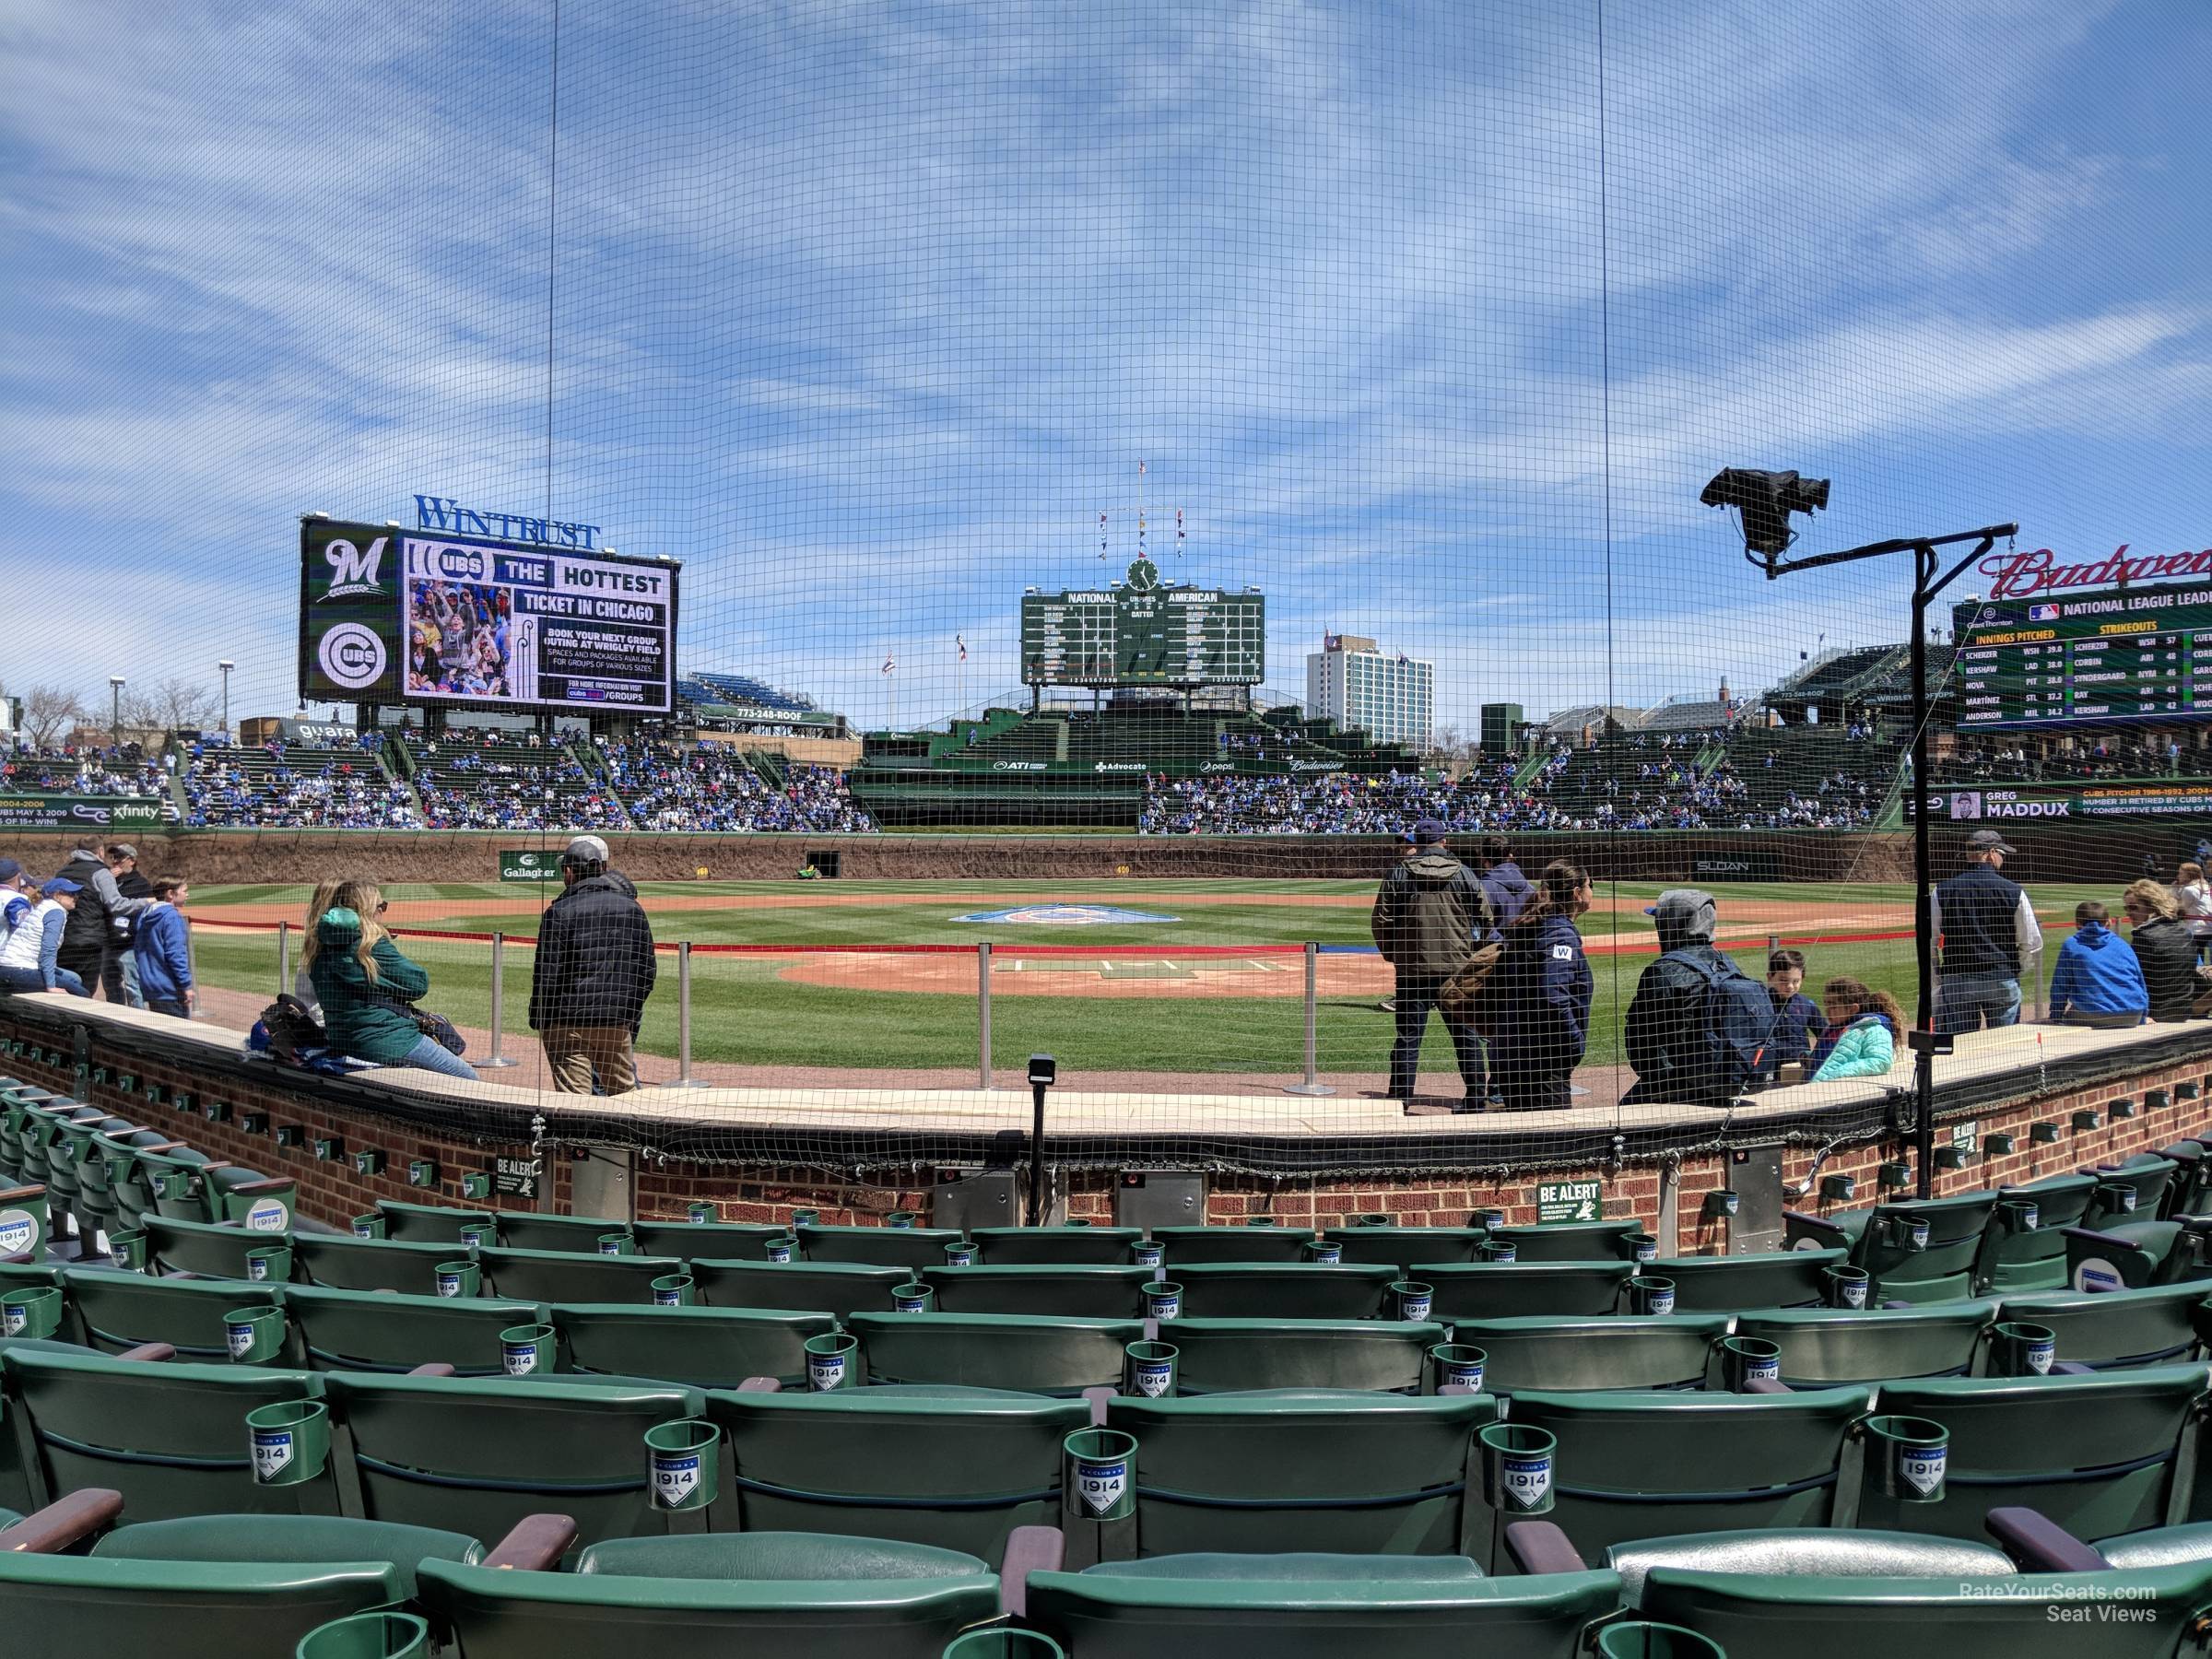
[1978,545,2212,598]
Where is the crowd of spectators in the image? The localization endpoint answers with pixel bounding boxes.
[1140,766,1579,836]
[409,730,629,832]
[183,735,420,829]
[600,741,875,832]
[1937,738,2211,785]
[1,743,171,799]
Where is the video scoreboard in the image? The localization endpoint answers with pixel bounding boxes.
[1021,558,1265,687]
[1953,582,2212,730]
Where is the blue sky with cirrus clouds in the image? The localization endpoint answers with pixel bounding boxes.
[2,0,2206,735]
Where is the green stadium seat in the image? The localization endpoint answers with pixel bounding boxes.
[323,1371,702,1547]
[702,1386,1089,1564]
[282,1284,542,1374]
[0,1552,402,1657]
[548,1302,834,1389]
[64,1265,285,1360]
[923,1264,1154,1318]
[2065,1218,2212,1292]
[1641,1559,2212,1658]
[2095,1520,2212,1568]
[1971,1173,2099,1295]
[0,1346,338,1518]
[690,1259,908,1318]
[373,1199,500,1242]
[848,1312,1143,1394]
[1732,1303,1997,1387]
[1446,1316,1729,1394]
[971,1226,1146,1265]
[1321,1225,1490,1270]
[1649,1248,1847,1312]
[41,1114,132,1240]
[1859,1363,2210,1542]
[136,1157,298,1234]
[1149,1226,1317,1265]
[1500,1386,1873,1567]
[1486,1221,1643,1264]
[2089,1158,2182,1229]
[0,1183,49,1263]
[292,1232,459,1293]
[1166,1318,1444,1394]
[1422,1263,1635,1321]
[69,1126,177,1249]
[492,1210,634,1253]
[418,1535,999,1659]
[91,1512,487,1600]
[1171,1263,1395,1320]
[1996,1283,2207,1370]
[112,1143,210,1230]
[631,1218,783,1259]
[2153,1143,2212,1220]
[143,1214,273,1279]
[477,1245,683,1303]
[797,1224,969,1270]
[1785,1189,2001,1303]
[1100,1389,1498,1559]
[1602,1526,2015,1607]
[1025,1558,1625,1657]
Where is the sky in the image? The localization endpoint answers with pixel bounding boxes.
[4,0,2208,737]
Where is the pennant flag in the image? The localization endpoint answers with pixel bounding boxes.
[1137,460,1147,476]
[881,652,895,675]
[956,635,968,663]
[1175,507,1184,553]
[1099,510,1108,559]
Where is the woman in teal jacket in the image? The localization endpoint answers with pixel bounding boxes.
[1812,976,1904,1082]
[305,883,475,1079]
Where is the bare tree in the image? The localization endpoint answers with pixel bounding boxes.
[121,676,222,735]
[17,685,88,747]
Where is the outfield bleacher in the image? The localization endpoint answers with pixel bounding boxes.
[403,730,631,832]
[182,738,418,829]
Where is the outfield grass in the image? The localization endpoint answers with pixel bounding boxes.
[183,877,2118,1076]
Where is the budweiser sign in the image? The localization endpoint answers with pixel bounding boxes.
[1979,544,2212,598]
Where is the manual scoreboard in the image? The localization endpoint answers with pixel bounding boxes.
[1953,582,2212,729]
[1021,558,1265,687]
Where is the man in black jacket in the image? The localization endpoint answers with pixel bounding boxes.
[53,841,152,1005]
[1371,819,1493,1110]
[1621,888,1767,1107]
[528,835,658,1093]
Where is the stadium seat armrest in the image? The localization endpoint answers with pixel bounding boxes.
[484,1514,578,1572]
[1879,1300,1912,1310]
[2060,1224,2138,1252]
[407,1362,457,1377]
[1142,1318,1159,1343]
[998,1525,1065,1618]
[1742,1377,1792,1394]
[3,1488,124,1554]
[1782,1209,1841,1235]
[2051,1360,2097,1375]
[1083,1385,1115,1427]
[0,1184,43,1206]
[1438,1382,1479,1396]
[735,1376,782,1393]
[0,1253,31,1265]
[1504,1521,1586,1575]
[1987,1507,2110,1572]
[115,1343,176,1364]
[226,1178,293,1195]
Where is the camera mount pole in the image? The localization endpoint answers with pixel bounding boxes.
[1759,523,2017,1201]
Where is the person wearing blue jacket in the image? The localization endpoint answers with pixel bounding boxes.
[2048,900,2149,1028]
[133,877,195,1018]
[0,878,89,996]
[1485,860,1594,1112]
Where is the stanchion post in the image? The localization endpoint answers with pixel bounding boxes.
[978,942,993,1091]
[475,931,518,1069]
[667,940,707,1088]
[276,921,290,1001]
[1281,942,1335,1097]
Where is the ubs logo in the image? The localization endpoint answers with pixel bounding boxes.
[318,624,388,690]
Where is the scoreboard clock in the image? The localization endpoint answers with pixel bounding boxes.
[1020,559,1265,687]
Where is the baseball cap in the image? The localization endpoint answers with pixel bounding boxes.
[108,843,139,861]
[1404,818,1450,845]
[563,834,611,866]
[41,877,84,897]
[0,858,20,884]
[1967,829,2015,855]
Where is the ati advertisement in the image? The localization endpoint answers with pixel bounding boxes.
[300,517,678,713]
[1931,782,2212,821]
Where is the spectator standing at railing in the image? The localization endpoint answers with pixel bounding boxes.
[134,877,194,1018]
[52,840,152,1004]
[1371,818,1493,1110]
[528,835,658,1095]
[1485,860,1594,1112]
[1931,830,2041,1034]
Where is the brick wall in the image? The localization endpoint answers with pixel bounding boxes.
[7,1003,2210,1249]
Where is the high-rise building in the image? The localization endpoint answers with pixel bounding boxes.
[1306,633,1434,747]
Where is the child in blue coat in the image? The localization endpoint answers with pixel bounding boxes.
[1812,977,1904,1081]
[2048,900,2148,1029]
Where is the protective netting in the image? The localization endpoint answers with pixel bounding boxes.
[3,3,2207,1182]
